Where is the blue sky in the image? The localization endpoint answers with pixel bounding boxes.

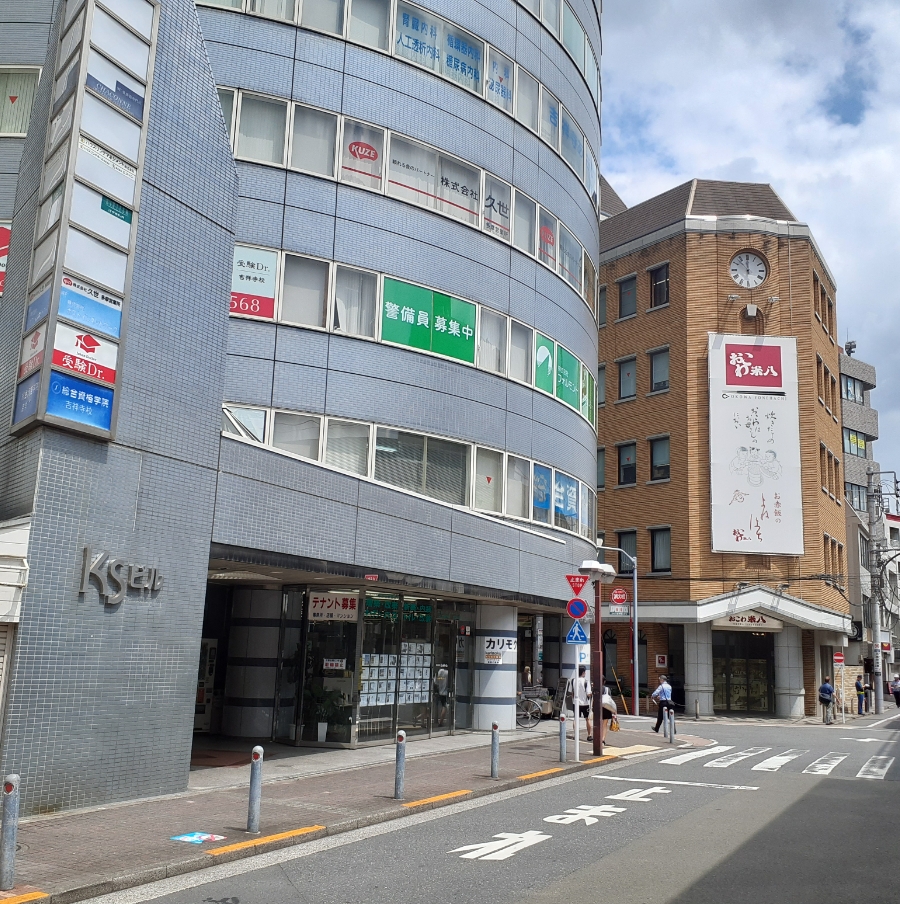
[600,0,900,487]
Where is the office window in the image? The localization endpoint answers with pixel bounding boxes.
[859,532,870,568]
[561,3,585,70]
[374,428,424,494]
[538,208,557,268]
[333,265,376,338]
[483,175,511,241]
[560,106,584,176]
[618,358,636,400]
[542,0,560,35]
[348,0,390,49]
[650,437,670,481]
[532,463,552,523]
[820,445,828,492]
[650,264,669,307]
[272,412,320,459]
[618,443,636,486]
[325,419,369,474]
[442,24,483,94]
[540,88,559,148]
[650,528,671,572]
[506,455,531,518]
[617,530,636,573]
[248,0,295,21]
[554,470,579,532]
[558,224,582,293]
[477,309,508,375]
[424,438,469,505]
[486,47,514,115]
[340,120,384,189]
[650,348,669,392]
[596,448,605,489]
[387,136,437,208]
[509,321,533,383]
[845,482,866,512]
[217,88,235,142]
[395,1,441,73]
[597,286,607,325]
[583,254,596,308]
[841,374,865,404]
[291,105,337,176]
[437,154,479,225]
[281,254,328,327]
[513,191,536,256]
[516,69,540,132]
[0,70,38,135]
[475,448,503,512]
[843,427,867,458]
[618,276,636,318]
[597,365,605,404]
[222,405,266,442]
[236,94,287,165]
[301,0,344,33]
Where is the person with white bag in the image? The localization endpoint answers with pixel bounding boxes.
[599,685,618,743]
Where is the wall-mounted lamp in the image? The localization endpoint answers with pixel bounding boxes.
[745,303,758,318]
[766,296,780,304]
[727,294,741,302]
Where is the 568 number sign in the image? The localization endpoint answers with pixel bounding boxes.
[229,293,274,320]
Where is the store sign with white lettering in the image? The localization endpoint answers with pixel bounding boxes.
[79,546,163,606]
[52,321,118,385]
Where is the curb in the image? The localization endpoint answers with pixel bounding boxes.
[29,749,650,903]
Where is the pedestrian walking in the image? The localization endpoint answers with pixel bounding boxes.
[651,674,674,734]
[599,685,617,743]
[819,676,836,724]
[855,675,866,716]
[573,664,593,741]
[891,675,900,709]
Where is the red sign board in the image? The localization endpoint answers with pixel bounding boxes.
[566,598,588,620]
[725,343,783,388]
[833,652,845,666]
[566,574,589,596]
[610,587,628,605]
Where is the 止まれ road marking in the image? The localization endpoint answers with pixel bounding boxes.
[660,745,734,765]
[802,753,848,775]
[856,756,895,779]
[594,776,758,791]
[751,749,809,771]
[704,747,771,768]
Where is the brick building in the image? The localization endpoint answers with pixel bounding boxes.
[596,179,851,718]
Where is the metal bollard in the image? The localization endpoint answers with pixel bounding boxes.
[559,714,567,763]
[695,699,700,721]
[0,774,20,891]
[662,707,669,739]
[668,709,676,744]
[491,722,500,779]
[247,746,263,834]
[394,730,406,800]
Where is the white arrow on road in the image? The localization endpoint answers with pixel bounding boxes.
[606,786,672,802]
[840,737,898,743]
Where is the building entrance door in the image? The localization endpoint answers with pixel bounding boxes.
[431,619,455,734]
[712,630,775,714]
[273,589,305,743]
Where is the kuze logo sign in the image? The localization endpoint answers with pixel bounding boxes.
[349,141,378,161]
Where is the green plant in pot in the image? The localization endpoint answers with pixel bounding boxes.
[303,683,345,740]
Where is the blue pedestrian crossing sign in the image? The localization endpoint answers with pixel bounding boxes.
[565,621,588,645]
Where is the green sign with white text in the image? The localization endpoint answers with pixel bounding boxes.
[432,292,476,363]
[556,344,580,409]
[535,333,555,394]
[581,367,596,425]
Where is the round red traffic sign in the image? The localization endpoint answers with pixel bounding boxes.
[566,597,588,620]
[610,587,628,605]
[833,651,845,665]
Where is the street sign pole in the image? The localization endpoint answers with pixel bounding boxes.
[573,646,579,764]
[592,577,602,757]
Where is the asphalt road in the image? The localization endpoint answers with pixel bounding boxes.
[91,711,900,904]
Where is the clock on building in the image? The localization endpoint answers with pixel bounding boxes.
[729,252,768,289]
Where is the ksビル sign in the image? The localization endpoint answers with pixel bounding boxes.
[80,546,163,606]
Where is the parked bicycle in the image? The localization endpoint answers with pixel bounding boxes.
[516,695,542,728]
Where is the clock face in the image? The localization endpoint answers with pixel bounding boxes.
[730,252,768,289]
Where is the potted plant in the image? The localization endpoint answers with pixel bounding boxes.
[302,683,345,742]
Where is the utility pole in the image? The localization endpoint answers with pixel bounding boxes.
[867,466,884,715]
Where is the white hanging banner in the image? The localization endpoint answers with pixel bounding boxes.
[708,333,804,555]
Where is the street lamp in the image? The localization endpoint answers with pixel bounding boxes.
[579,559,616,758]
[595,538,639,723]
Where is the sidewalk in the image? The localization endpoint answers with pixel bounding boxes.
[0,720,708,904]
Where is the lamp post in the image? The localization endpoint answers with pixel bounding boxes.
[595,540,639,721]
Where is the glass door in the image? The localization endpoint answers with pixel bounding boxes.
[397,597,434,738]
[273,589,306,743]
[431,619,455,734]
[359,592,401,742]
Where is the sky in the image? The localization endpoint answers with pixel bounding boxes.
[600,0,900,487]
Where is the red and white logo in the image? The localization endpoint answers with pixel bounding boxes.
[539,226,555,246]
[52,323,117,385]
[18,327,45,379]
[725,343,782,388]
[0,223,10,297]
[74,333,100,355]
[349,141,378,161]
[610,587,628,605]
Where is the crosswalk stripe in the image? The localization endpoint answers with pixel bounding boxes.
[803,753,848,775]
[751,749,809,772]
[660,745,734,765]
[705,747,771,768]
[857,756,895,779]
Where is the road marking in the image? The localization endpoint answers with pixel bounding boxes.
[857,756,895,779]
[583,755,617,764]
[803,753,848,775]
[403,790,472,808]
[704,747,771,768]
[0,893,49,903]
[206,825,325,855]
[451,830,551,860]
[862,712,900,729]
[593,776,758,791]
[605,786,672,802]
[518,767,565,780]
[840,737,898,743]
[751,749,809,772]
[660,745,734,765]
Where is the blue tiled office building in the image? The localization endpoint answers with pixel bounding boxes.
[0,0,601,812]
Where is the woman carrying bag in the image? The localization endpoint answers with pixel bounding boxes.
[600,685,618,742]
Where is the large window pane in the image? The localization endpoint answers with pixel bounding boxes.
[217,88,235,142]
[540,89,559,148]
[651,349,669,392]
[509,321,533,383]
[597,286,607,325]
[579,483,594,539]
[558,224,582,293]
[583,253,596,307]
[618,276,636,318]
[388,136,437,208]
[596,448,605,488]
[618,443,636,486]
[0,70,38,135]
[542,0,560,35]
[348,0,389,49]
[651,528,671,572]
[585,45,598,105]
[282,255,328,327]
[516,68,540,132]
[506,455,530,518]
[486,47,514,114]
[560,107,584,177]
[201,0,242,8]
[618,359,636,399]
[333,265,376,337]
[513,191,536,255]
[475,448,503,512]
[483,175,511,241]
[326,420,369,474]
[597,365,605,403]
[443,24,483,94]
[586,148,599,208]
[395,2,442,74]
[291,105,337,176]
[437,154,479,225]
[248,0,295,19]
[477,309,507,375]
[224,405,266,441]
[538,209,557,269]
[554,471,578,532]
[520,0,539,14]
[375,428,424,492]
[237,95,286,165]
[533,463,552,523]
[650,437,670,481]
[273,412,320,458]
[650,264,669,307]
[425,438,468,505]
[617,531,636,573]
[562,3,585,71]
[301,0,344,33]
[340,120,384,189]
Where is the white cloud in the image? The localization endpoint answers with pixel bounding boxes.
[601,0,900,487]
